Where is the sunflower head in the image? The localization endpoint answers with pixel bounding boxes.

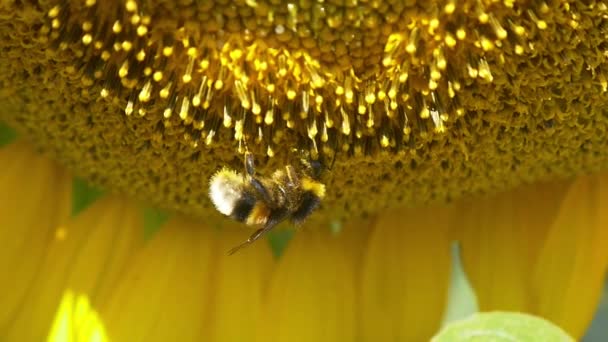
[1,0,608,226]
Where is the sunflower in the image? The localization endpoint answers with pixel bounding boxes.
[1,0,608,341]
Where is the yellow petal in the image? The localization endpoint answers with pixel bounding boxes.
[458,175,608,338]
[3,194,144,341]
[457,181,570,312]
[102,219,274,342]
[256,226,363,342]
[206,229,275,342]
[360,206,452,341]
[0,142,71,331]
[531,173,608,337]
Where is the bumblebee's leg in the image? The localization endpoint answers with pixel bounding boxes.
[227,211,289,255]
[244,151,256,177]
[227,228,265,255]
[285,165,299,186]
[243,151,274,204]
[250,178,273,204]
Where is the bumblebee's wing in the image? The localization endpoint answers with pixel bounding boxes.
[290,192,321,225]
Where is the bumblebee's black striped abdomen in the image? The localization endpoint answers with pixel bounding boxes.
[290,191,321,225]
[229,191,256,222]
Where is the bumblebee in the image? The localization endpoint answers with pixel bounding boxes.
[209,151,327,254]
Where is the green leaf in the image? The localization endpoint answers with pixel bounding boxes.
[142,206,169,239]
[267,228,294,258]
[433,312,575,342]
[0,121,17,147]
[71,177,103,216]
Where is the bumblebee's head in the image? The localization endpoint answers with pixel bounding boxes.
[308,159,324,180]
[292,148,330,180]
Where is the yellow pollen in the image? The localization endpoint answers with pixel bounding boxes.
[112,21,122,33]
[48,6,60,18]
[82,21,93,32]
[124,100,134,116]
[444,2,456,14]
[118,61,129,78]
[126,0,138,12]
[163,46,173,56]
[121,41,133,51]
[159,82,172,99]
[138,81,152,102]
[82,34,92,45]
[456,28,466,40]
[179,98,190,120]
[153,71,163,82]
[136,49,146,61]
[130,14,140,25]
[137,25,148,36]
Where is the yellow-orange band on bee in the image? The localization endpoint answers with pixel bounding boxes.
[246,202,270,226]
[301,177,326,199]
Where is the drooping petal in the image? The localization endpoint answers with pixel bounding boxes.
[458,174,608,338]
[256,225,365,342]
[531,173,608,337]
[360,206,452,341]
[101,218,274,342]
[2,194,144,341]
[457,182,570,312]
[0,142,72,333]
